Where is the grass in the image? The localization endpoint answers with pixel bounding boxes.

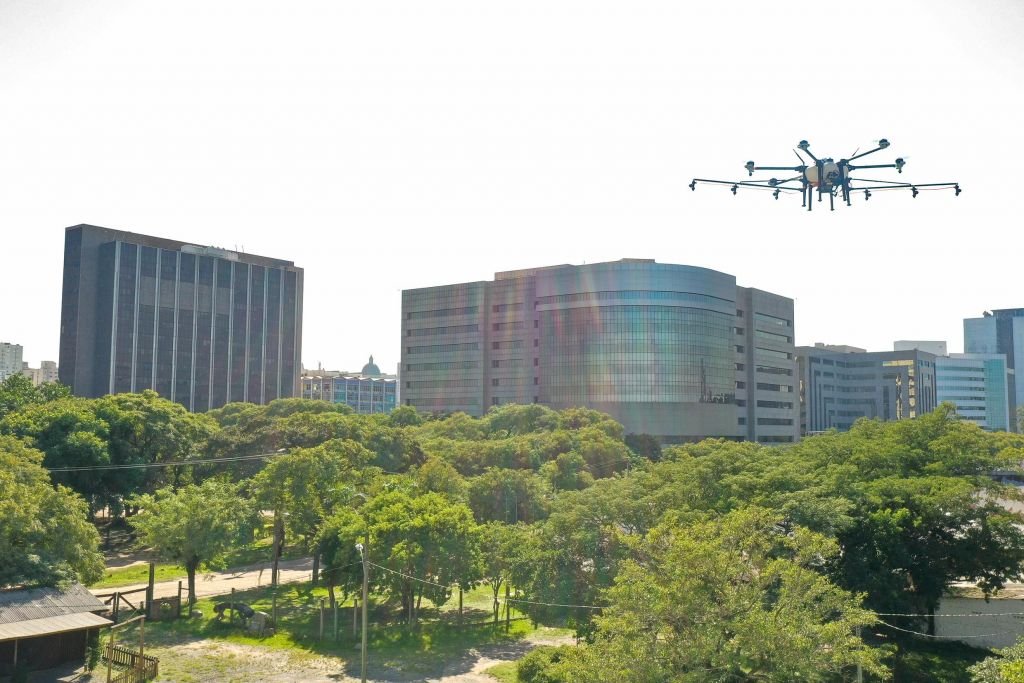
[89,539,306,589]
[483,661,519,682]
[883,636,990,683]
[106,581,562,680]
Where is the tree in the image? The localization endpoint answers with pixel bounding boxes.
[252,439,376,584]
[468,468,550,524]
[0,435,103,588]
[1,397,114,516]
[0,374,71,419]
[540,508,886,682]
[129,479,252,606]
[93,391,217,495]
[357,490,481,623]
[478,522,523,623]
[970,637,1024,682]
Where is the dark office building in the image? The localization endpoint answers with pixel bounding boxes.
[796,345,938,434]
[59,224,303,411]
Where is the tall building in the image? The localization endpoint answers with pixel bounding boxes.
[894,340,948,356]
[797,346,938,434]
[0,342,23,381]
[21,360,59,386]
[59,224,304,411]
[964,309,1024,425]
[301,356,398,414]
[401,259,799,444]
[936,354,1011,431]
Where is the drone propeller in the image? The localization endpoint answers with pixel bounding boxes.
[848,147,860,159]
[793,149,807,165]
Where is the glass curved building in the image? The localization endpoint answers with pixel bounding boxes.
[401,259,797,443]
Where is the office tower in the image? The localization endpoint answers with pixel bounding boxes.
[936,353,1011,431]
[796,347,938,434]
[894,340,948,356]
[0,342,23,381]
[59,224,303,410]
[401,259,798,444]
[964,309,1024,428]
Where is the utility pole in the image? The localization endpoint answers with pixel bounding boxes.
[856,626,863,683]
[357,540,369,683]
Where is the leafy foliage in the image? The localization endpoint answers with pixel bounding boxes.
[0,435,103,587]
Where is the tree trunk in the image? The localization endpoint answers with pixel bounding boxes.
[493,582,500,624]
[415,585,423,623]
[271,511,284,587]
[327,583,336,610]
[311,545,320,587]
[187,562,198,608]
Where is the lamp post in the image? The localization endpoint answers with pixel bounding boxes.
[357,540,369,683]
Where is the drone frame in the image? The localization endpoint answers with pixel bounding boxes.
[690,139,961,211]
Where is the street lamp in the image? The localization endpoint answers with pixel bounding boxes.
[356,541,369,683]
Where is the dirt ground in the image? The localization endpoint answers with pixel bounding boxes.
[65,628,573,683]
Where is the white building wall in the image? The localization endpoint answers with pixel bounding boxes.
[0,343,24,381]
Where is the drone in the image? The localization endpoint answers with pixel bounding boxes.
[690,139,961,211]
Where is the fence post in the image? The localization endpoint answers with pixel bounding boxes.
[319,598,325,641]
[333,601,339,642]
[353,598,358,637]
[230,587,236,623]
[505,582,510,631]
[272,588,278,627]
[459,587,463,627]
[146,562,155,618]
[113,592,120,625]
[177,581,183,619]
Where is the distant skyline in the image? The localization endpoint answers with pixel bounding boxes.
[2,1,1023,369]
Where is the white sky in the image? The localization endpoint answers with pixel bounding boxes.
[2,0,1023,369]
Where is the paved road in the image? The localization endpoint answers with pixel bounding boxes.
[89,557,315,601]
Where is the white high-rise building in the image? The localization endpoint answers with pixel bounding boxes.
[0,342,24,382]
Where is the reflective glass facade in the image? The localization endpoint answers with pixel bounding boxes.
[936,354,1010,431]
[59,225,303,410]
[401,260,798,443]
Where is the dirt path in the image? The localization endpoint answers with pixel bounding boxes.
[77,629,575,682]
[89,557,314,601]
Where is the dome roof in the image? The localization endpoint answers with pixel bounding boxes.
[361,355,381,377]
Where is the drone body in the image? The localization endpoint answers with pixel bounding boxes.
[690,139,960,211]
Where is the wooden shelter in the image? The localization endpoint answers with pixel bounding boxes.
[0,583,111,675]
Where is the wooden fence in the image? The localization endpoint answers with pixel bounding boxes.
[103,643,159,683]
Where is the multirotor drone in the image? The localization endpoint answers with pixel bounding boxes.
[690,139,961,211]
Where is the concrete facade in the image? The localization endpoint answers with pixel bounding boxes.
[21,360,58,386]
[0,342,23,382]
[59,224,303,410]
[401,259,798,443]
[797,347,938,434]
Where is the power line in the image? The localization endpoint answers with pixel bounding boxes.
[504,597,603,610]
[876,619,1006,640]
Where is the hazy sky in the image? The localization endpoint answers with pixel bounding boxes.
[2,0,1023,369]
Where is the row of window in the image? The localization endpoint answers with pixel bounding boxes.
[406,361,481,371]
[407,379,481,389]
[406,306,478,320]
[406,342,479,354]
[535,290,733,307]
[407,324,479,337]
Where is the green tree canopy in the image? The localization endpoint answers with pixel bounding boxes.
[535,508,886,682]
[129,479,253,605]
[0,435,103,588]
